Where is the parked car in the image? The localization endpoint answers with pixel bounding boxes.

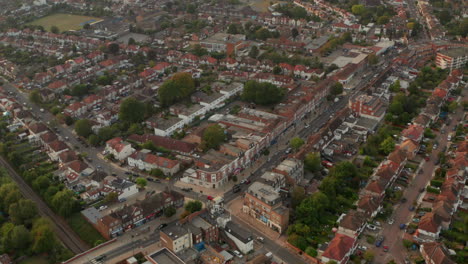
[383,246,389,252]
[418,211,426,217]
[158,223,167,230]
[367,224,377,231]
[409,206,415,211]
[399,224,406,230]
[232,250,243,258]
[358,245,368,251]
[388,218,394,225]
[147,177,154,182]
[207,196,214,200]
[375,236,384,247]
[98,205,108,211]
[412,218,420,223]
[95,255,106,261]
[257,236,265,243]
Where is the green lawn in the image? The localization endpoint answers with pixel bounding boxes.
[28,13,102,32]
[67,213,105,247]
[19,256,49,264]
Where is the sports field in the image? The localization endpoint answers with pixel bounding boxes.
[28,13,102,32]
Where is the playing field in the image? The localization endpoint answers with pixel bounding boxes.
[28,13,102,32]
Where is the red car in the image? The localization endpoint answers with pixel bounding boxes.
[383,246,389,252]
[424,156,430,161]
[207,195,214,200]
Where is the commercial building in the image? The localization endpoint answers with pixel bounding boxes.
[243,182,289,233]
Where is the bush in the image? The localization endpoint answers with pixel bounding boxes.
[430,180,443,188]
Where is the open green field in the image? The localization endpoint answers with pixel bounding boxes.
[28,13,102,32]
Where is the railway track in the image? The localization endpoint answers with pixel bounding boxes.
[0,157,90,254]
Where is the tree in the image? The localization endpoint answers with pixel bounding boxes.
[448,101,458,112]
[363,251,374,261]
[241,81,285,105]
[201,124,225,151]
[119,97,146,123]
[185,200,202,213]
[108,43,119,54]
[31,218,56,254]
[29,89,41,104]
[304,152,321,172]
[255,27,271,40]
[227,24,241,34]
[330,82,343,95]
[74,119,93,138]
[273,65,282,75]
[98,126,118,142]
[164,206,176,217]
[291,28,299,39]
[380,137,395,155]
[377,16,390,25]
[104,192,119,204]
[158,72,195,106]
[83,23,91,30]
[128,37,136,45]
[50,26,59,34]
[248,46,259,59]
[88,134,100,146]
[7,225,31,252]
[389,80,401,92]
[291,186,306,208]
[351,5,366,16]
[51,190,77,217]
[305,247,317,257]
[135,178,147,189]
[150,168,165,178]
[368,53,378,65]
[290,137,304,151]
[9,199,38,226]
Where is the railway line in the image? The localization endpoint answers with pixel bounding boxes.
[0,156,90,254]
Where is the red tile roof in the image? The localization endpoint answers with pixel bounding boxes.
[322,233,355,262]
[68,160,88,174]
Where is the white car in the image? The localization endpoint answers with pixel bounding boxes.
[98,205,108,211]
[232,250,243,258]
[367,224,377,231]
[358,245,368,251]
[388,219,395,225]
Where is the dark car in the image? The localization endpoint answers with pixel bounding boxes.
[375,236,384,247]
[401,197,407,203]
[147,177,154,182]
[409,206,415,211]
[419,187,425,192]
[158,223,167,230]
[95,255,106,261]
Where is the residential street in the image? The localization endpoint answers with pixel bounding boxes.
[374,89,467,264]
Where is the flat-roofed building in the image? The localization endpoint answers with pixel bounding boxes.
[146,248,186,264]
[436,48,468,69]
[243,182,289,233]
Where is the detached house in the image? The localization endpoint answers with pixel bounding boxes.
[46,140,69,161]
[105,137,135,161]
[321,233,356,264]
[401,124,424,143]
[338,210,367,237]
